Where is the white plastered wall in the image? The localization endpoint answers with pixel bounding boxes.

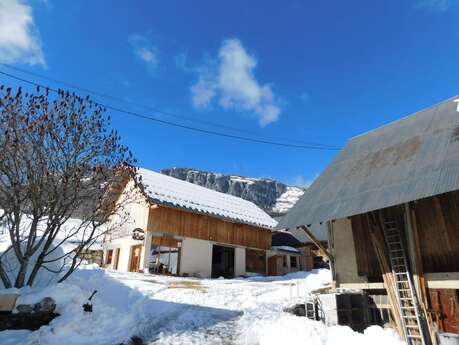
[103,236,144,272]
[103,180,150,272]
[331,218,367,287]
[234,247,246,276]
[179,237,248,278]
[266,249,300,275]
[180,237,213,278]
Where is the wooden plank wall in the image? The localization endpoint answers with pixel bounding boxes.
[429,289,459,334]
[246,249,267,274]
[413,192,459,273]
[148,205,272,250]
[351,214,382,279]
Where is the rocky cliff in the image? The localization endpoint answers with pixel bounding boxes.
[160,168,304,217]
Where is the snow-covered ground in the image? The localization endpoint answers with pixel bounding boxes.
[0,267,405,345]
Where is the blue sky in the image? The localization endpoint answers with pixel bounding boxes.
[1,0,459,186]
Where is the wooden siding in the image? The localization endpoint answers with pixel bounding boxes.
[147,205,272,250]
[413,192,459,273]
[246,249,266,274]
[429,289,459,334]
[351,214,382,279]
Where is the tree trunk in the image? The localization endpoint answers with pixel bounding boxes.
[14,258,29,288]
[0,263,12,288]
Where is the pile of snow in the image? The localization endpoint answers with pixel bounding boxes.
[0,217,104,288]
[0,268,404,345]
[0,266,158,345]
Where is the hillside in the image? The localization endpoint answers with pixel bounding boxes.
[160,167,305,217]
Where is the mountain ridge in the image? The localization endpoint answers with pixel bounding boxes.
[160,167,305,217]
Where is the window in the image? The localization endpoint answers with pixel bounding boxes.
[283,255,287,267]
[106,249,113,265]
[290,256,297,268]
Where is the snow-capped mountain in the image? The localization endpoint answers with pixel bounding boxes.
[160,168,305,216]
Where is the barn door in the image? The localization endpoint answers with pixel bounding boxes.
[211,245,235,278]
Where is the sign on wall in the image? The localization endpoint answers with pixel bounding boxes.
[132,228,145,241]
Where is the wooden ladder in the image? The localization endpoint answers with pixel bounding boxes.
[382,218,427,345]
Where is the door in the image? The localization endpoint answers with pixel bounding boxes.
[129,245,142,272]
[211,245,235,278]
[268,256,279,276]
[113,248,120,270]
[430,289,459,334]
[246,249,266,274]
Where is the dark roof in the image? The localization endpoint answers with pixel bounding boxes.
[277,95,459,229]
[272,231,302,247]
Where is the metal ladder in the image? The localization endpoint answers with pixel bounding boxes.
[305,296,318,320]
[382,218,426,345]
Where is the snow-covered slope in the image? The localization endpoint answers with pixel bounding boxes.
[161,167,305,216]
[271,186,306,216]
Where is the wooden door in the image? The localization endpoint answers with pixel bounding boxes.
[113,248,120,270]
[105,249,113,266]
[246,249,267,274]
[430,289,459,334]
[268,256,279,276]
[129,245,142,272]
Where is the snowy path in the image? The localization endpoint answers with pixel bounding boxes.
[0,267,405,345]
[107,270,402,345]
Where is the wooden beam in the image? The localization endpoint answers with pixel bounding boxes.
[408,203,437,345]
[299,225,334,262]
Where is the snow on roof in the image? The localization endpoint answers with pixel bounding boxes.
[271,245,300,253]
[138,168,277,229]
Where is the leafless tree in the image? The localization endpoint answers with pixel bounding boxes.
[0,85,138,288]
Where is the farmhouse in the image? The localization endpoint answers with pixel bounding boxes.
[103,168,276,278]
[278,96,459,344]
[267,228,329,275]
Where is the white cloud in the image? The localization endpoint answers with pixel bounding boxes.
[190,76,216,108]
[0,0,45,66]
[175,52,194,73]
[190,39,281,127]
[415,0,450,12]
[128,34,159,70]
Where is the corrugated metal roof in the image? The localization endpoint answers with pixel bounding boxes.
[277,95,459,229]
[138,168,277,229]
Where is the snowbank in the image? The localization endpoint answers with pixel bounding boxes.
[245,315,404,345]
[0,217,104,288]
[0,267,158,345]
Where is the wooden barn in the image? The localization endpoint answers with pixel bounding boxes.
[278,96,459,344]
[103,168,276,278]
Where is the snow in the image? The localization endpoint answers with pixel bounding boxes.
[0,217,104,253]
[139,168,277,229]
[271,245,300,253]
[0,217,104,287]
[0,267,405,345]
[272,186,305,215]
